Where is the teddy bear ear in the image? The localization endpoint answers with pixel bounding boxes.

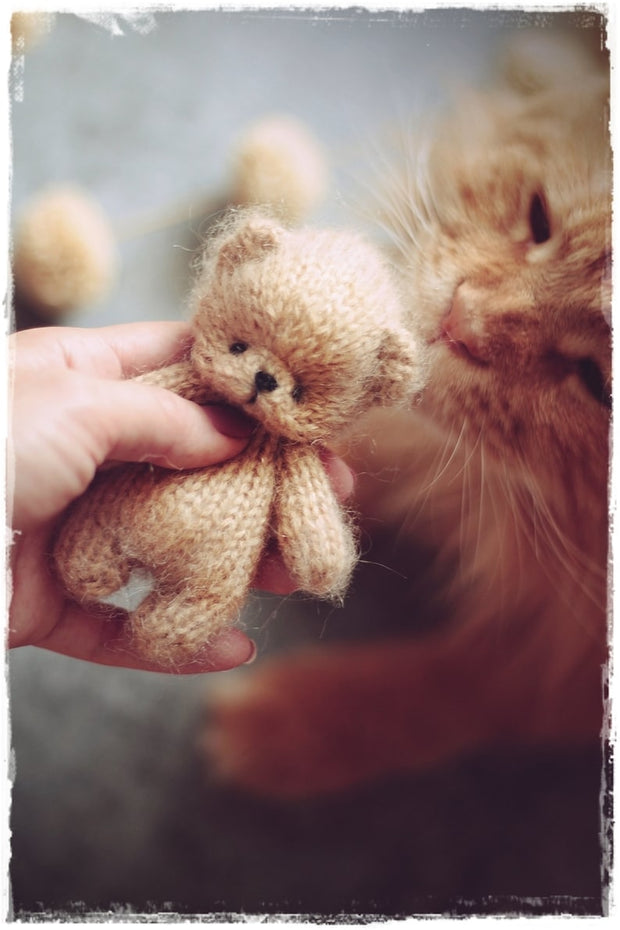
[215,214,282,273]
[373,329,422,405]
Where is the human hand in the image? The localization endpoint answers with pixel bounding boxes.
[7,322,354,674]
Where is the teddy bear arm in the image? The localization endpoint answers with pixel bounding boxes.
[135,360,222,405]
[274,445,357,599]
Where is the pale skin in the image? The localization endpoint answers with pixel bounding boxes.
[8,321,354,674]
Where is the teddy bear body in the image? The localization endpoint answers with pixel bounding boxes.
[53,212,424,667]
[56,430,280,665]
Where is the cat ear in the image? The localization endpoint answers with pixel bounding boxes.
[216,214,282,273]
[373,329,423,405]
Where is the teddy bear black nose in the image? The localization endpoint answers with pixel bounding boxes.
[254,370,279,393]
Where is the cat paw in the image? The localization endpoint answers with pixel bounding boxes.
[200,655,367,798]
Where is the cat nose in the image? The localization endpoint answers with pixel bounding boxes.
[254,370,279,393]
[442,284,487,364]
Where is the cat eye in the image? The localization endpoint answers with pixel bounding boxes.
[576,357,611,410]
[229,341,249,355]
[528,192,552,245]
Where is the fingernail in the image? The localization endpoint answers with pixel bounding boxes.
[208,404,257,439]
[244,640,258,665]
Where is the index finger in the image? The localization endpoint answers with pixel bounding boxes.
[12,321,195,382]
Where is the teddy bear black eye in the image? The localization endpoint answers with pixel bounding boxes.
[291,383,304,403]
[229,341,249,355]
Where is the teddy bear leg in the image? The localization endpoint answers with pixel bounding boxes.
[122,438,280,668]
[53,464,152,606]
[53,527,134,607]
[127,586,245,669]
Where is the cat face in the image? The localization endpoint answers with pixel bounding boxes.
[383,41,611,474]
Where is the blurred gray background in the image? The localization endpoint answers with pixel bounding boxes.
[8,7,607,920]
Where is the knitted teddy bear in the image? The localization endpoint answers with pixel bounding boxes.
[53,210,424,667]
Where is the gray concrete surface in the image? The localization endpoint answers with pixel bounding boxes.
[8,8,607,919]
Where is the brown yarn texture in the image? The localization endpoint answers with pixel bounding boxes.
[53,210,425,667]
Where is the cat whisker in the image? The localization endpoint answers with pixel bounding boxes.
[472,434,488,571]
[483,461,514,623]
[513,470,605,616]
[395,419,467,541]
[449,420,483,486]
[405,136,437,231]
[356,558,409,581]
[418,418,467,496]
[457,427,483,580]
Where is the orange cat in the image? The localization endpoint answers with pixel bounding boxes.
[204,31,611,798]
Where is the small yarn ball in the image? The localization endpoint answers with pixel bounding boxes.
[231,115,327,223]
[12,186,118,317]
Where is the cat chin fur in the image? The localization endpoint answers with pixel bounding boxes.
[349,400,608,671]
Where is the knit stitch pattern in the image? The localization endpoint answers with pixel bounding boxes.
[53,210,426,667]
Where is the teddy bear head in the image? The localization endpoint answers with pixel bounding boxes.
[188,212,423,443]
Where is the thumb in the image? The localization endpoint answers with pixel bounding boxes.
[99,379,256,469]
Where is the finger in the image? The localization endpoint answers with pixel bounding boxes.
[320,451,356,501]
[253,544,298,595]
[91,320,195,378]
[37,605,257,674]
[12,321,194,381]
[94,379,256,469]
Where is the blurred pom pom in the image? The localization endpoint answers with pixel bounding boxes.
[12,186,118,318]
[231,114,328,223]
[11,12,56,53]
